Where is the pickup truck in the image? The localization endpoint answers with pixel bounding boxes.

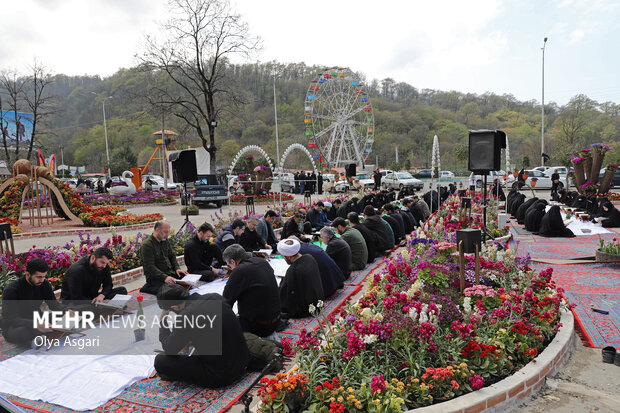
[185,175,228,207]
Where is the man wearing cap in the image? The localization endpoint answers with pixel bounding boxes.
[331,218,367,271]
[320,226,352,280]
[184,223,227,282]
[305,202,330,231]
[277,239,324,319]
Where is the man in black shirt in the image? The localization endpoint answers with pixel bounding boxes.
[383,204,405,242]
[154,284,249,387]
[550,169,561,196]
[184,223,226,282]
[222,244,281,337]
[60,247,127,303]
[277,239,324,318]
[320,226,352,280]
[280,213,310,241]
[1,258,68,345]
[347,212,378,263]
[240,216,272,252]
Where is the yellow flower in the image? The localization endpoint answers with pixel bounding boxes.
[348,387,355,394]
[355,402,362,409]
[337,396,344,403]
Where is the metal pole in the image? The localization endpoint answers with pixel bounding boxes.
[102,97,112,178]
[273,74,281,204]
[162,113,167,189]
[541,37,547,167]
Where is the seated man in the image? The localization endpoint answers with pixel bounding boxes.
[413,194,430,221]
[362,205,393,253]
[154,284,249,387]
[281,213,310,241]
[305,202,330,231]
[184,222,227,282]
[400,199,419,229]
[288,235,344,298]
[215,219,245,252]
[256,210,279,250]
[222,244,282,337]
[140,221,188,295]
[1,258,68,345]
[347,212,378,263]
[60,247,127,303]
[240,216,272,252]
[320,226,352,279]
[382,204,405,243]
[332,217,368,271]
[277,239,324,318]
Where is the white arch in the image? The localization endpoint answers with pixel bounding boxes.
[280,143,318,175]
[228,145,275,176]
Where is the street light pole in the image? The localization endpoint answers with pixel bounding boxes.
[273,73,282,201]
[541,37,547,167]
[92,92,113,178]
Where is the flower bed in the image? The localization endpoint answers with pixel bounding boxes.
[82,190,178,206]
[0,225,196,295]
[51,179,163,227]
[259,196,561,411]
[0,180,28,233]
[229,192,294,204]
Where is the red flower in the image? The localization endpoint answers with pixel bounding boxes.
[137,295,143,302]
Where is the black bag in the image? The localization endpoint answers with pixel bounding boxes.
[243,332,283,373]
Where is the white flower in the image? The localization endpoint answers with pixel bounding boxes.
[409,307,418,320]
[360,307,373,320]
[419,311,428,324]
[463,297,472,314]
[317,300,324,309]
[308,304,316,315]
[363,334,377,344]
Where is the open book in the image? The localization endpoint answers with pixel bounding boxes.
[95,294,132,311]
[175,274,202,289]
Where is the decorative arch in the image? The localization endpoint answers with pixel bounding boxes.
[228,145,275,176]
[280,143,318,175]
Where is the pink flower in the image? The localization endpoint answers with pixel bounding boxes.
[469,374,485,390]
[370,374,386,394]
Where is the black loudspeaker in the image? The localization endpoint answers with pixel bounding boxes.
[468,130,506,173]
[169,150,198,183]
[346,163,356,177]
[456,229,481,254]
[458,189,467,197]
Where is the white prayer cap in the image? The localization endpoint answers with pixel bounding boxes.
[324,202,332,208]
[277,239,300,256]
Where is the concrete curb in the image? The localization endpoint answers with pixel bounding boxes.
[407,309,575,413]
[52,256,186,299]
[14,221,157,240]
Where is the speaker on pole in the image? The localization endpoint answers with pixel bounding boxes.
[169,150,198,183]
[468,130,506,173]
[345,163,356,178]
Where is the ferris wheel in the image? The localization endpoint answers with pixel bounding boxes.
[304,67,374,169]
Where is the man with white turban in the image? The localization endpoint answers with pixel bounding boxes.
[277,239,324,319]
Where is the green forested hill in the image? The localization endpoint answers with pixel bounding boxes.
[29,62,620,174]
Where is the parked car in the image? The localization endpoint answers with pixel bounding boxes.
[189,174,228,207]
[473,171,505,188]
[142,175,177,191]
[279,173,296,193]
[440,170,455,179]
[355,173,375,189]
[598,169,620,188]
[382,171,424,191]
[505,169,562,190]
[418,169,432,179]
[322,174,350,193]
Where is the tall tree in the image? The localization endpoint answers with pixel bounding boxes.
[138,0,260,174]
[23,60,56,161]
[0,70,26,164]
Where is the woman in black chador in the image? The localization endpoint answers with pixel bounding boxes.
[506,189,518,212]
[516,197,538,225]
[525,200,548,233]
[538,205,575,237]
[597,201,620,228]
[591,197,609,218]
[572,194,588,210]
[510,193,526,218]
[489,180,506,201]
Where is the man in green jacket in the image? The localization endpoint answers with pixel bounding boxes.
[140,221,187,295]
[332,217,368,271]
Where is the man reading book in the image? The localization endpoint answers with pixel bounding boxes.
[60,247,127,303]
[183,223,227,282]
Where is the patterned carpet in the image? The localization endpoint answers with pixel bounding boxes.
[1,372,259,412]
[345,258,384,286]
[531,262,620,348]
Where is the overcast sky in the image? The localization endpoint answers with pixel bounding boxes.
[3,0,619,106]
